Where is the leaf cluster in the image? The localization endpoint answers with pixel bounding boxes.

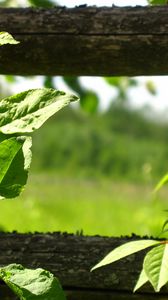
[92,239,168,292]
[0,30,78,200]
[0,88,78,199]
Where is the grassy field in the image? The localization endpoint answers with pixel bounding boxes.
[0,172,168,237]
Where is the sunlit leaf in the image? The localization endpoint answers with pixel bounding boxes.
[134,268,149,292]
[144,243,168,292]
[0,32,19,46]
[0,264,66,300]
[91,240,160,271]
[0,88,78,134]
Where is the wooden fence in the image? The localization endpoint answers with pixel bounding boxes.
[0,5,167,300]
[0,6,168,75]
[0,233,165,300]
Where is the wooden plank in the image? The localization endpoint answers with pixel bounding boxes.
[0,232,166,300]
[0,6,168,76]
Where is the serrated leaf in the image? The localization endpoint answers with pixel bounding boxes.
[134,268,149,292]
[0,88,78,134]
[0,32,19,45]
[144,243,168,292]
[91,240,160,271]
[0,264,66,300]
[154,173,168,192]
[0,136,32,199]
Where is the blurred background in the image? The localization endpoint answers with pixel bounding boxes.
[0,0,168,237]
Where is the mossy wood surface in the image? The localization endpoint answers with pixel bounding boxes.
[0,6,168,76]
[0,232,167,299]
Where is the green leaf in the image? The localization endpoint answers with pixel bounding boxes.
[91,240,160,271]
[133,268,149,292]
[0,136,32,199]
[0,136,23,183]
[0,32,19,46]
[0,88,78,134]
[144,243,168,292]
[154,173,168,192]
[0,264,66,300]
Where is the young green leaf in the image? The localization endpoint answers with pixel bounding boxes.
[0,88,79,134]
[144,243,168,292]
[91,240,160,271]
[0,264,66,300]
[154,173,168,192]
[0,32,19,46]
[133,268,149,292]
[0,136,32,199]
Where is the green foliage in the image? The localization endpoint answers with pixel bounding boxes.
[105,77,138,103]
[31,105,168,182]
[0,31,75,299]
[0,174,165,236]
[0,88,78,199]
[0,264,66,299]
[92,239,168,292]
[148,0,168,4]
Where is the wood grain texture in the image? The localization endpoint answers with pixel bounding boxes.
[0,232,166,299]
[0,6,168,76]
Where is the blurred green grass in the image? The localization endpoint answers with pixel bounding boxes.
[0,172,168,237]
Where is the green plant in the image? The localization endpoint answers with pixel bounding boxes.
[92,174,168,292]
[0,31,78,299]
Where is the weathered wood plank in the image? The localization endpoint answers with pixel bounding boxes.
[0,6,168,76]
[0,232,165,300]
